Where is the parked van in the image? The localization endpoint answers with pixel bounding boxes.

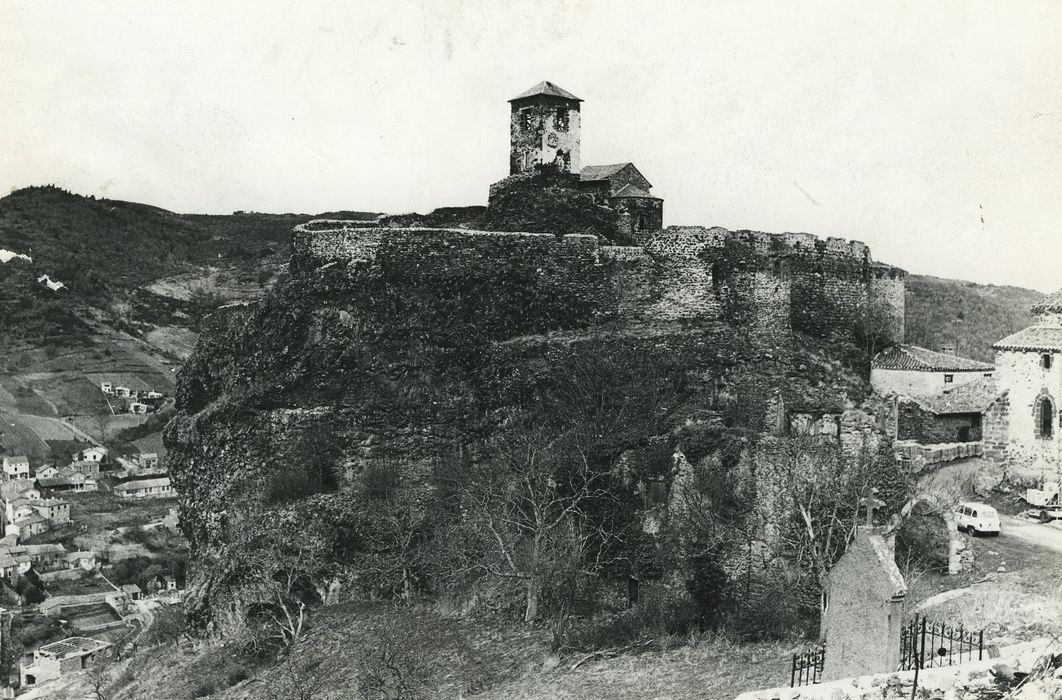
[955,502,1001,536]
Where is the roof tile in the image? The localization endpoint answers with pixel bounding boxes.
[873,345,994,372]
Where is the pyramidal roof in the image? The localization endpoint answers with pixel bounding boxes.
[509,81,582,103]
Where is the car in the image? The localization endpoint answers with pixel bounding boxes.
[955,502,1001,536]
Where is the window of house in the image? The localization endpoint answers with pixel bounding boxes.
[944,374,954,383]
[554,107,569,131]
[638,215,647,231]
[1037,396,1055,438]
[1042,354,1053,369]
[521,110,534,131]
[983,372,993,378]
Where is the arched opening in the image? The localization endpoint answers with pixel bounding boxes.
[25,674,35,685]
[1036,395,1053,437]
[1039,396,1055,438]
[638,215,647,231]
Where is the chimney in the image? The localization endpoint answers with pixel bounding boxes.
[940,344,956,356]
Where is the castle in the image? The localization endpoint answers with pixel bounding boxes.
[291,82,907,349]
[498,81,664,245]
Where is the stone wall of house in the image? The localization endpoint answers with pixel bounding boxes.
[982,392,1010,459]
[897,400,982,444]
[994,347,1062,470]
[870,368,988,397]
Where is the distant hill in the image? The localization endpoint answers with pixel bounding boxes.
[904,274,1045,362]
[0,186,377,347]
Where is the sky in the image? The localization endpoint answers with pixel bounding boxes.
[2,1,1061,291]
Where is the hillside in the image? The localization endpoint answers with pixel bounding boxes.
[0,186,378,349]
[904,274,1045,362]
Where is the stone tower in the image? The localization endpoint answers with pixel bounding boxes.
[508,81,582,175]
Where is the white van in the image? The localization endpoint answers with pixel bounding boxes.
[955,502,1001,536]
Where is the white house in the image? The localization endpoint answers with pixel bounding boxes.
[114,477,174,499]
[34,466,60,480]
[114,386,131,398]
[871,345,994,397]
[2,456,30,481]
[79,446,107,462]
[100,382,114,395]
[990,289,1062,475]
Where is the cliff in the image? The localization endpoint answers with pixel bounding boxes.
[165,222,905,622]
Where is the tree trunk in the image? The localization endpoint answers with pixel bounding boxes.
[524,577,541,622]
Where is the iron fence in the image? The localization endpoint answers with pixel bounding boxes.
[790,645,825,687]
[899,616,984,671]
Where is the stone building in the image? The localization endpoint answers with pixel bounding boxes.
[896,376,1002,444]
[496,81,664,244]
[508,81,582,175]
[871,344,994,397]
[990,289,1062,472]
[822,527,906,681]
[579,163,663,243]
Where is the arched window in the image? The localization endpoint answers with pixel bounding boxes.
[1036,395,1055,439]
[638,215,647,231]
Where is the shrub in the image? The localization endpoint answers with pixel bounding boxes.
[563,585,698,651]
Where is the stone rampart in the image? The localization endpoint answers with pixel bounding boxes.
[290,222,905,345]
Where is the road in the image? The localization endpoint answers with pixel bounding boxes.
[999,514,1062,555]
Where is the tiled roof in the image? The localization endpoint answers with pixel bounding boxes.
[1031,288,1062,314]
[509,81,582,103]
[908,376,1003,415]
[609,184,660,200]
[872,345,994,372]
[580,163,633,182]
[994,325,1062,351]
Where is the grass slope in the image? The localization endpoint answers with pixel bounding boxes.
[904,274,1045,362]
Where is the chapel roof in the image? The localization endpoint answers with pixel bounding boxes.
[994,325,1062,352]
[609,184,661,200]
[579,163,634,181]
[872,344,994,372]
[508,81,582,103]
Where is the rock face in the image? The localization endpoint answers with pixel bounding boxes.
[166,221,904,617]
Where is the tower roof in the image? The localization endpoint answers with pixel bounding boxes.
[509,81,582,103]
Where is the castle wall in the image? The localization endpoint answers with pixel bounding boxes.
[290,223,905,353]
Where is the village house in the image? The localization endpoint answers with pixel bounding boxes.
[1,456,30,481]
[64,550,96,571]
[821,526,907,681]
[871,345,994,397]
[33,465,60,480]
[66,460,100,479]
[114,476,174,499]
[144,390,163,400]
[36,471,98,495]
[78,446,107,463]
[120,583,142,601]
[990,289,1062,474]
[29,497,70,526]
[113,386,131,398]
[99,381,113,395]
[896,376,1003,444]
[128,402,149,414]
[5,513,48,539]
[0,551,19,580]
[136,452,160,471]
[20,636,113,688]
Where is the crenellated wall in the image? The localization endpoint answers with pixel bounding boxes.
[289,222,905,346]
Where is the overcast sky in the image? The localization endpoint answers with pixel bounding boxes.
[3,1,1061,291]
